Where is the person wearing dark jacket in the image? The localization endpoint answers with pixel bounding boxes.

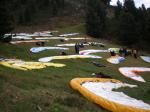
[75,43,79,54]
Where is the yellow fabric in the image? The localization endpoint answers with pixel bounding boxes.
[51,55,98,60]
[0,61,27,70]
[39,55,101,62]
[52,55,86,60]
[70,78,150,112]
[0,60,65,70]
[109,48,120,52]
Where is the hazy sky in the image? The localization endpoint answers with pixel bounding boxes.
[110,0,150,8]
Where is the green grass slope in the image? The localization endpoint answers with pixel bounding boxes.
[0,26,150,112]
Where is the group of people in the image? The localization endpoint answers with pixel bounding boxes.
[110,47,138,58]
[119,48,138,58]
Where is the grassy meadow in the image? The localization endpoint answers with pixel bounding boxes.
[0,25,150,112]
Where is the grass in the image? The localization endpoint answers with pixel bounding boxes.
[58,23,86,35]
[0,25,150,112]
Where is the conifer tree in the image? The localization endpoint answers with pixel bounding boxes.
[124,0,137,17]
[116,0,138,46]
[144,9,150,42]
[118,11,137,45]
[0,1,14,41]
[115,0,122,18]
[85,0,106,38]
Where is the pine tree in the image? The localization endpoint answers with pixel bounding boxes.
[115,0,122,18]
[18,12,24,25]
[118,11,137,45]
[0,1,14,41]
[135,4,146,40]
[144,9,150,42]
[85,0,106,38]
[123,0,137,17]
[24,7,32,24]
[115,0,139,46]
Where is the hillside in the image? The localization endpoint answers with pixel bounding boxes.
[0,27,150,112]
[0,0,84,29]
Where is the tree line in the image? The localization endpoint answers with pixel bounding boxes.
[86,0,150,48]
[0,0,65,25]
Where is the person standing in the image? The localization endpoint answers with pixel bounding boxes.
[119,48,123,56]
[133,49,137,58]
[75,43,78,54]
[122,47,127,57]
[76,43,80,54]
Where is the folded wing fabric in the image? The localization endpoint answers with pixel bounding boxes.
[119,67,150,82]
[35,37,89,40]
[12,36,32,40]
[59,33,79,37]
[35,37,66,40]
[0,59,65,70]
[39,55,102,62]
[30,47,69,53]
[70,78,150,112]
[10,40,48,44]
[56,43,89,47]
[140,56,150,63]
[107,55,125,64]
[79,49,109,55]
